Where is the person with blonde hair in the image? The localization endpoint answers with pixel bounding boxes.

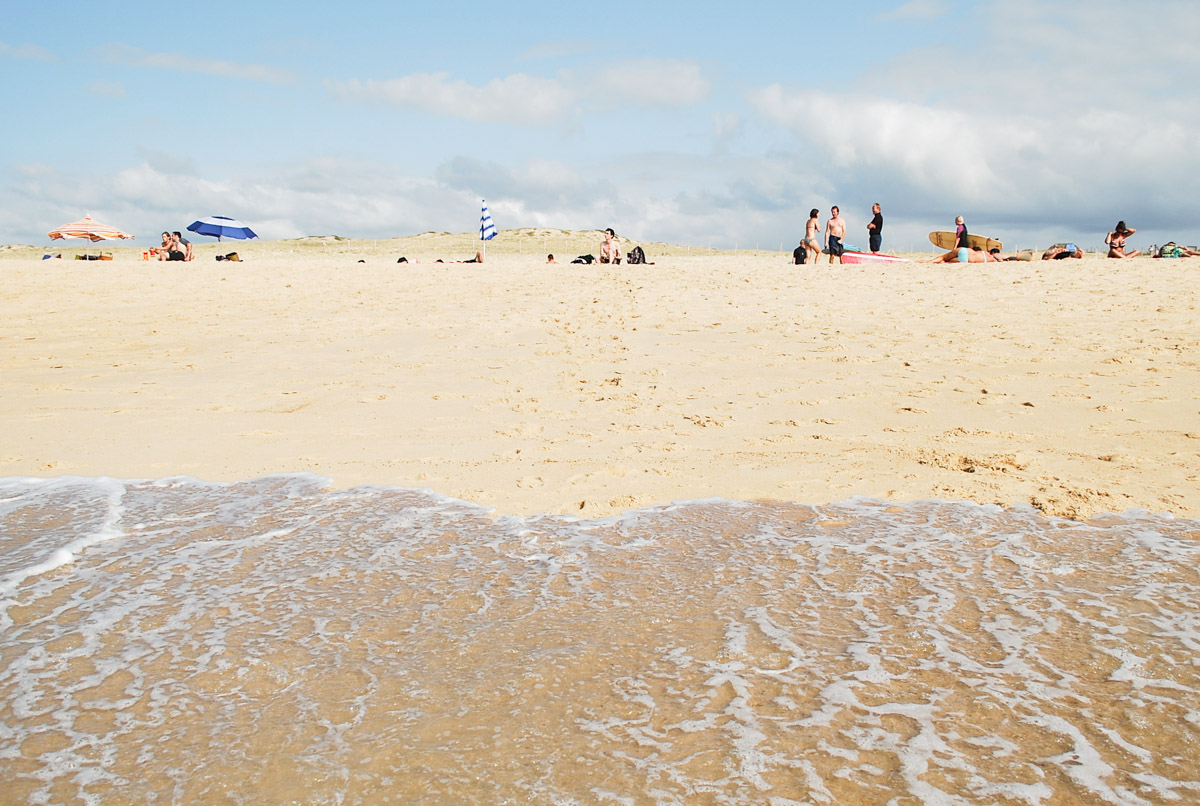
[954,215,969,248]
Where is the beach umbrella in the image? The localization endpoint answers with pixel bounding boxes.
[186,215,258,242]
[47,214,134,258]
[48,215,134,242]
[479,200,496,260]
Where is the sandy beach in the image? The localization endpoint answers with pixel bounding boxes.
[3,232,1197,521]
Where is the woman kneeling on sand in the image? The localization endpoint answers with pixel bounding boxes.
[1105,221,1140,258]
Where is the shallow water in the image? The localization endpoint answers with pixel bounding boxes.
[1,474,1198,805]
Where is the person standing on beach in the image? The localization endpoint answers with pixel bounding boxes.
[867,203,883,253]
[801,209,821,265]
[825,206,846,263]
[955,216,969,248]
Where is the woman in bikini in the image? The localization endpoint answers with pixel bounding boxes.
[1105,221,1140,258]
[802,209,821,265]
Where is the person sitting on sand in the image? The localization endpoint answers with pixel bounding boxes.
[931,246,1000,263]
[158,231,186,262]
[1042,243,1083,260]
[1105,221,1140,258]
[1153,242,1200,258]
[157,231,173,261]
[173,231,193,262]
[599,228,621,264]
[546,254,557,264]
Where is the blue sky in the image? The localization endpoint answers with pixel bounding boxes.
[3,0,1198,251]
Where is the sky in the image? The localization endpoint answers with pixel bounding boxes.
[2,0,1199,252]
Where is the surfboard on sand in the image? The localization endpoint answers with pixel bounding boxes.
[929,231,1003,252]
[840,251,908,264]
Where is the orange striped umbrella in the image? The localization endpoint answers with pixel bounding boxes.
[48,215,134,242]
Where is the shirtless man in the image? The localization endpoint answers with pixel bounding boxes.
[173,231,193,262]
[825,205,846,264]
[801,209,821,265]
[599,228,621,264]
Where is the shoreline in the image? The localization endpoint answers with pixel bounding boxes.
[3,237,1197,521]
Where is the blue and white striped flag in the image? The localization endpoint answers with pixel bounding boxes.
[480,200,497,241]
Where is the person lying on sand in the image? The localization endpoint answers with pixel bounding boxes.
[1042,243,1083,260]
[930,246,1001,263]
[1153,242,1200,258]
[435,251,485,264]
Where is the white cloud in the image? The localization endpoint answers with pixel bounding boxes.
[325,58,710,124]
[518,40,595,61]
[748,85,1010,200]
[592,59,710,107]
[877,0,951,20]
[0,41,55,61]
[325,72,577,126]
[98,45,296,84]
[86,81,126,98]
[746,0,1200,240]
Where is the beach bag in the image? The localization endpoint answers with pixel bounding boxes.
[1160,243,1184,258]
[571,254,595,264]
[626,246,646,264]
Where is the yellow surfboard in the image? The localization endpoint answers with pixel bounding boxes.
[929,231,1003,252]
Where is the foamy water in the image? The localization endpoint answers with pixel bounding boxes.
[1,475,1198,804]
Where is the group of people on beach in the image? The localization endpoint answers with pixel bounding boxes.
[929,217,1196,263]
[545,228,652,266]
[796,204,885,265]
[157,231,193,262]
[788,205,1196,264]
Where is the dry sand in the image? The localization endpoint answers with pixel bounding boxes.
[3,231,1197,521]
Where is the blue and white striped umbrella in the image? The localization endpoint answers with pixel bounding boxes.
[479,201,497,241]
[187,215,258,242]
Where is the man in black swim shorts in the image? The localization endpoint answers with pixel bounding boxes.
[825,205,846,264]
